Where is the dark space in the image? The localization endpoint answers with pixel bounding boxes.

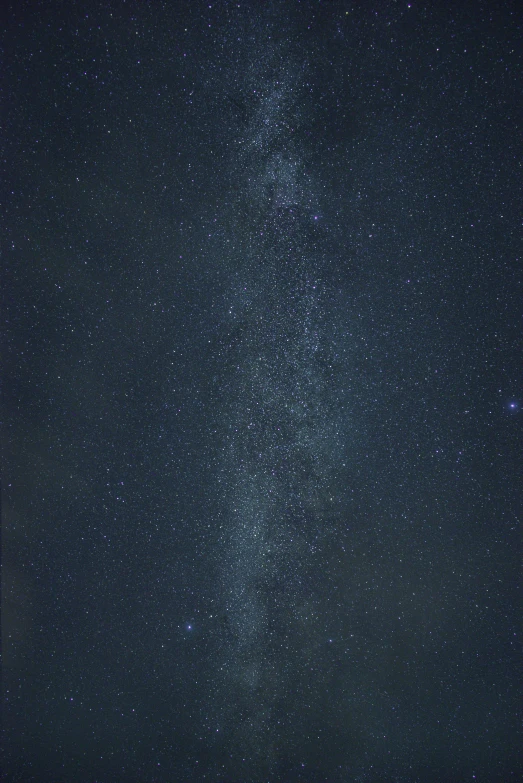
[3,1,521,781]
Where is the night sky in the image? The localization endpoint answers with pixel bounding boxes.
[3,2,522,782]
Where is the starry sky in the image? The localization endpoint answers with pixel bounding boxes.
[3,2,522,782]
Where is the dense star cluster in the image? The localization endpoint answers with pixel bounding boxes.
[3,2,521,782]
[211,54,353,775]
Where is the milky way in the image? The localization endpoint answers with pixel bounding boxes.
[6,2,520,781]
[211,42,353,778]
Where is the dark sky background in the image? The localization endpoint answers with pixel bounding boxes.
[3,1,522,782]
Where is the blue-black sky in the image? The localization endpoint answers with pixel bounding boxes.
[3,1,522,782]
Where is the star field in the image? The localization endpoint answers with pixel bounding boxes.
[3,2,522,782]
